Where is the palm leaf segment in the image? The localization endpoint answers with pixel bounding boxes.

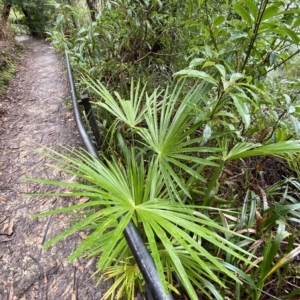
[87,78,221,202]
[29,147,254,300]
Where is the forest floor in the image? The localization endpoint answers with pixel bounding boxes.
[0,38,109,300]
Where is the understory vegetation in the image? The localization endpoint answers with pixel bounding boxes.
[20,0,300,299]
[1,0,55,37]
[0,19,21,95]
[0,0,52,95]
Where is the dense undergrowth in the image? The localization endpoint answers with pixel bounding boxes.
[25,0,300,299]
[0,21,21,95]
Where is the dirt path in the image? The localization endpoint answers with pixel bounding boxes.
[0,38,108,300]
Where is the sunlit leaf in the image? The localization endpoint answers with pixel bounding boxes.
[174,70,218,85]
[230,93,250,129]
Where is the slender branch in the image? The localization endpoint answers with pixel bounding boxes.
[247,40,284,76]
[264,110,286,142]
[263,95,298,142]
[109,50,180,82]
[210,88,225,119]
[204,0,219,51]
[134,21,148,52]
[241,0,269,72]
[148,52,179,57]
[248,1,296,76]
[254,48,300,79]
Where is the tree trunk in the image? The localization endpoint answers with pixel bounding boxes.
[2,4,12,23]
[86,0,98,22]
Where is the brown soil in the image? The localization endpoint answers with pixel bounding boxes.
[0,38,109,300]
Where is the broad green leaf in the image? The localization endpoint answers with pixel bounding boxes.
[230,73,245,82]
[213,15,225,27]
[232,3,253,26]
[225,141,300,161]
[291,116,300,138]
[189,58,205,68]
[259,25,300,44]
[203,61,215,68]
[261,4,281,22]
[215,64,226,78]
[230,93,250,129]
[243,0,258,19]
[292,14,300,29]
[174,70,218,85]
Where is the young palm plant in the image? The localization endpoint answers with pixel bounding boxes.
[28,78,300,299]
[27,146,254,299]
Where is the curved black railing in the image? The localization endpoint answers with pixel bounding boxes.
[65,51,174,300]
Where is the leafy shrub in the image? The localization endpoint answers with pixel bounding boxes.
[0,21,21,95]
[33,0,300,299]
[1,0,55,37]
[49,0,197,95]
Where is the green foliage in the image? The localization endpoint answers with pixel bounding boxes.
[49,0,196,95]
[1,0,54,36]
[27,146,256,300]
[30,0,300,299]
[0,44,20,95]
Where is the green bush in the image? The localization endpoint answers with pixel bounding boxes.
[1,0,54,37]
[49,0,198,95]
[32,0,300,299]
[0,23,21,95]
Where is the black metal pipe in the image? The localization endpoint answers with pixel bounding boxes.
[65,51,173,300]
[80,94,102,149]
[121,219,174,300]
[65,51,99,158]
